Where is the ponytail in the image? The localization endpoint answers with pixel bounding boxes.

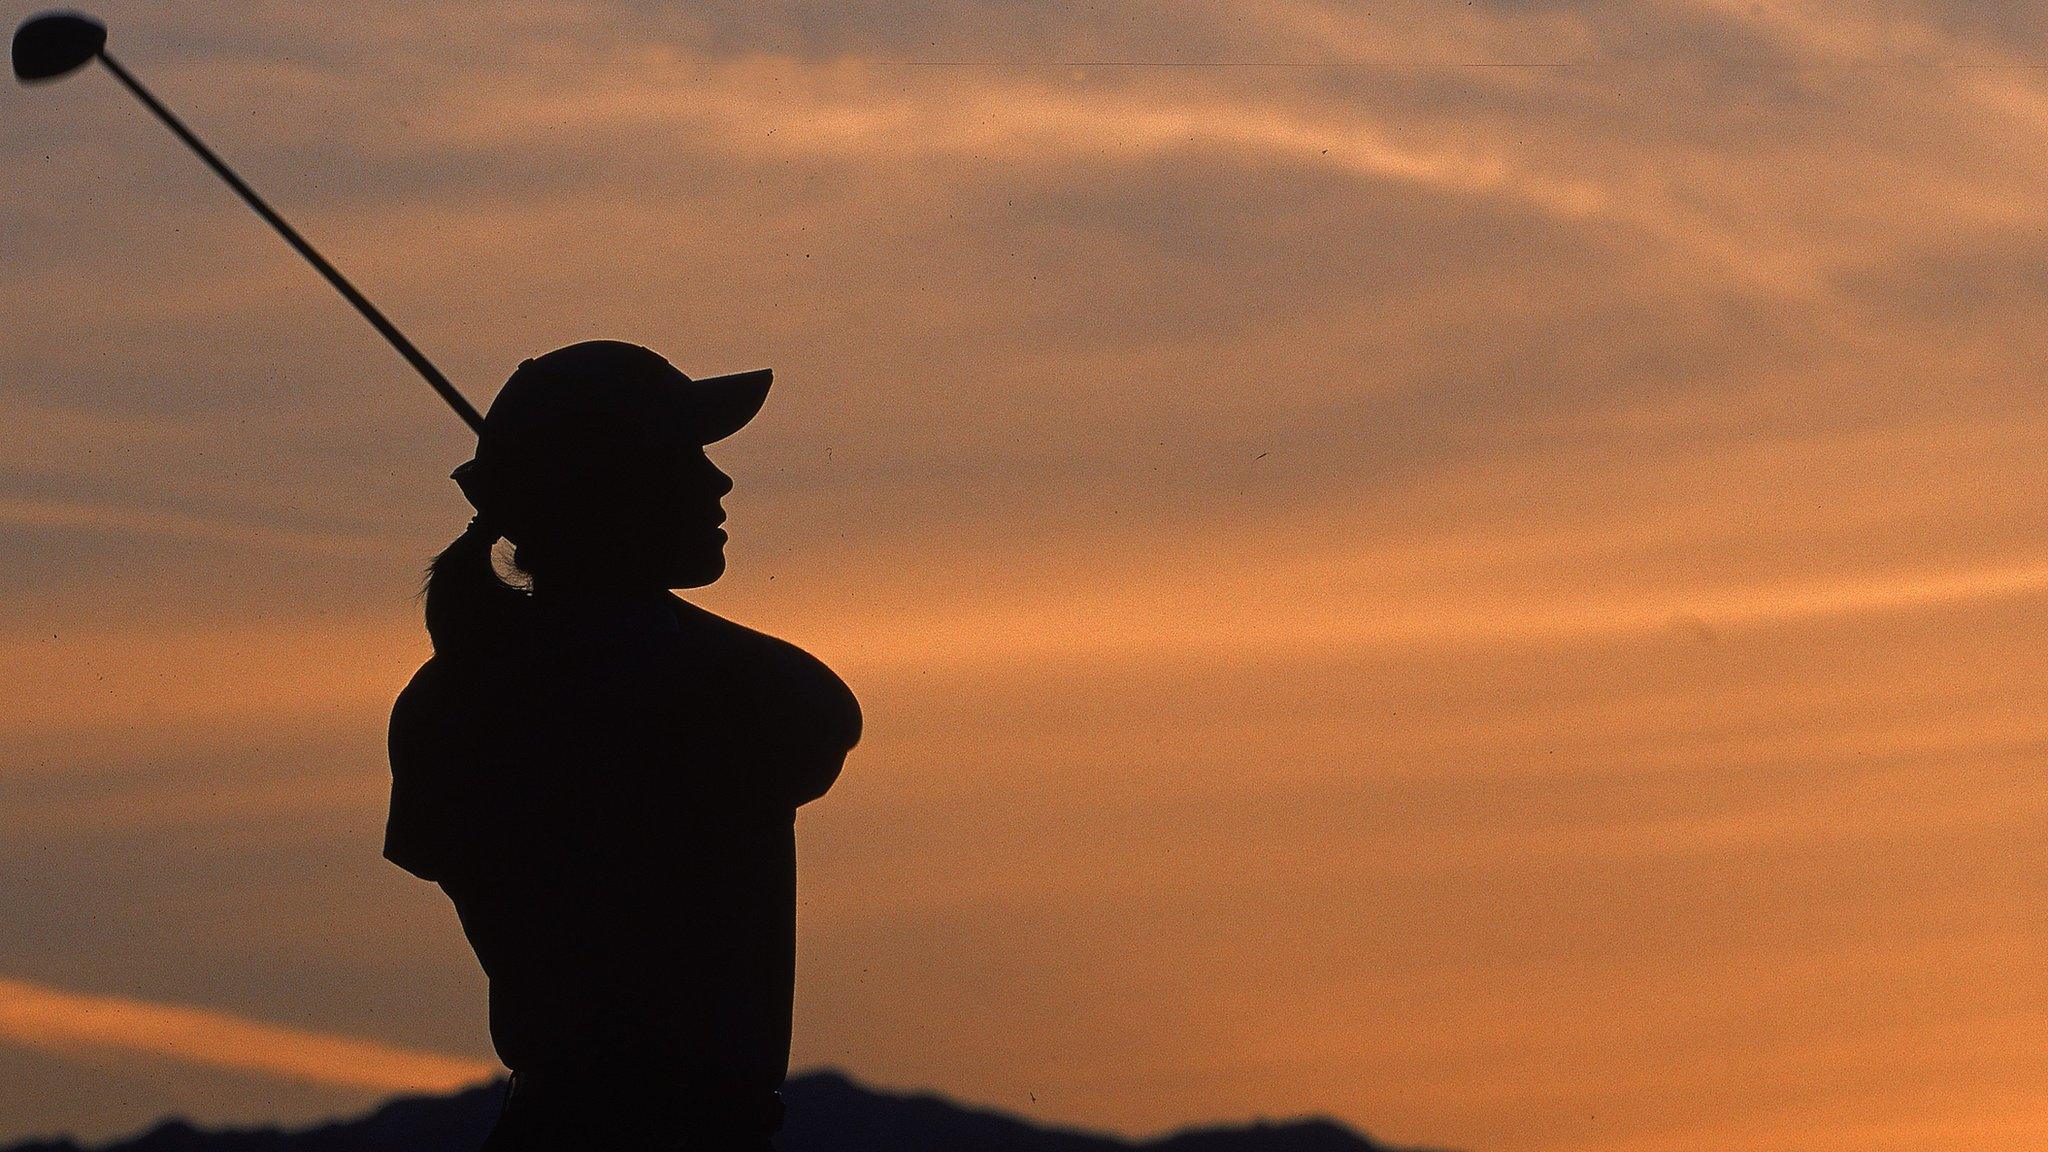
[422,517,532,657]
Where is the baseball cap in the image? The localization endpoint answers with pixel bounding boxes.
[451,340,769,524]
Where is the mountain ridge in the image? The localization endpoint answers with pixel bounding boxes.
[1,1069,1452,1152]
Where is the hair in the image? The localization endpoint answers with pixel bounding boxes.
[422,518,534,657]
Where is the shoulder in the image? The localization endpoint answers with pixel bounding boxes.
[670,597,862,748]
[389,658,455,761]
[390,658,445,731]
[389,655,509,758]
[393,655,448,706]
[390,655,481,724]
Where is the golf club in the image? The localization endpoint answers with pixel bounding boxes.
[12,10,489,431]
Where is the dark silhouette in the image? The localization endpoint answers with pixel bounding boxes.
[383,342,862,1150]
[0,1071,1449,1152]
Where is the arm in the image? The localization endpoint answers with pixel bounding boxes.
[386,658,552,885]
[384,661,461,882]
[768,642,861,808]
[675,599,862,808]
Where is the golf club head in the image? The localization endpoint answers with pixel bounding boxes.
[13,11,106,83]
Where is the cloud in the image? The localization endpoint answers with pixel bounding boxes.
[0,976,497,1093]
[0,496,389,557]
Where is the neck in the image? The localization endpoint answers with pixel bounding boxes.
[529,570,671,605]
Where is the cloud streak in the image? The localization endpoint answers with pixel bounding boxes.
[0,976,496,1093]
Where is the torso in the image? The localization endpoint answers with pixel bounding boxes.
[385,594,859,1090]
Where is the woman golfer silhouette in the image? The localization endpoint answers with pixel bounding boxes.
[383,341,861,1151]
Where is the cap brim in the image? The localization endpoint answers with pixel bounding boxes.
[684,368,772,444]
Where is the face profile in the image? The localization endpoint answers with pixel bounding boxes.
[644,444,735,590]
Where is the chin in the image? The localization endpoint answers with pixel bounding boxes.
[664,548,727,589]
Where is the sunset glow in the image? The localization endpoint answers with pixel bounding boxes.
[6,1,2048,1150]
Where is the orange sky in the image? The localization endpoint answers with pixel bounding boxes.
[5,1,2048,1149]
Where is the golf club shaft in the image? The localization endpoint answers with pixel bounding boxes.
[95,49,485,434]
